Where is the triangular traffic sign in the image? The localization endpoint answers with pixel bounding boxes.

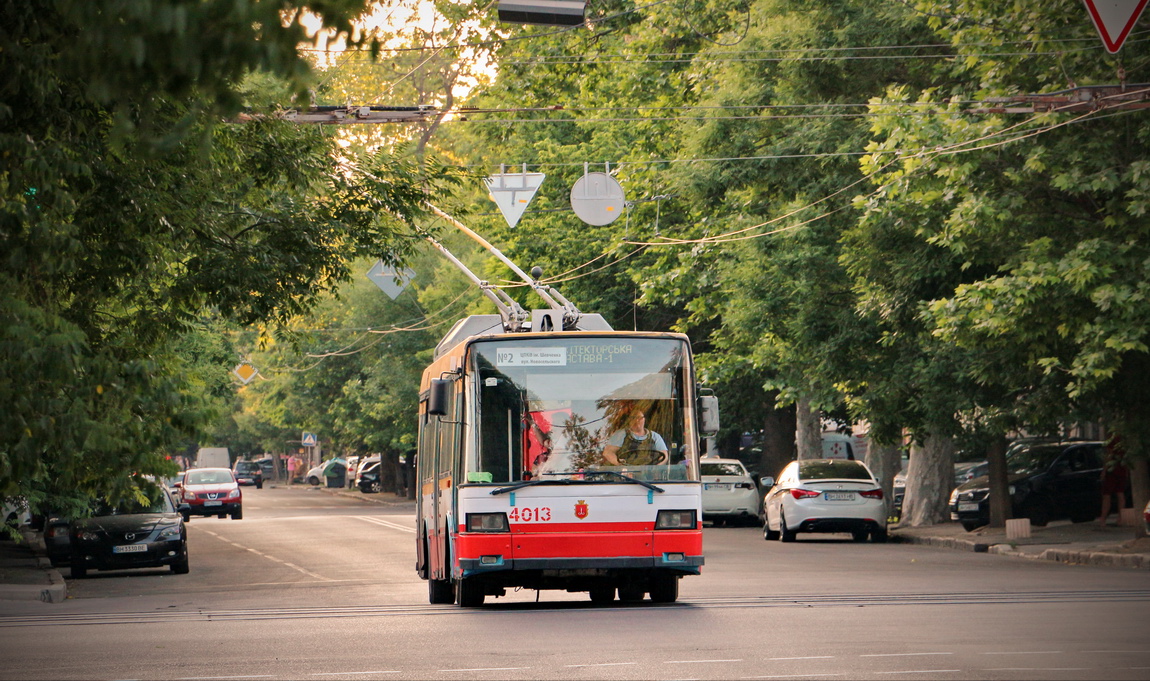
[1083,0,1149,53]
[485,171,546,228]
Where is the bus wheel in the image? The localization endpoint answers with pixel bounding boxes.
[589,586,615,604]
[457,578,485,607]
[429,578,454,604]
[648,574,678,603]
[618,584,645,602]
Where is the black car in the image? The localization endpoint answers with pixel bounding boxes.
[949,441,1105,531]
[69,488,189,578]
[358,459,382,493]
[44,514,72,567]
[233,460,264,488]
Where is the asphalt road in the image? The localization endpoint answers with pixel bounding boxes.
[0,485,1147,680]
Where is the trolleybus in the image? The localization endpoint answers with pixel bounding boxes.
[416,313,717,606]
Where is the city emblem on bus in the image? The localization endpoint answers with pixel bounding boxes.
[574,500,589,519]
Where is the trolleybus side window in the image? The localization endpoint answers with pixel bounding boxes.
[469,337,698,484]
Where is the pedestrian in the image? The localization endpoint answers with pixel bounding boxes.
[287,454,300,485]
[1099,434,1129,527]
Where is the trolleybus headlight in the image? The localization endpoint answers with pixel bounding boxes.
[466,512,510,532]
[655,510,697,530]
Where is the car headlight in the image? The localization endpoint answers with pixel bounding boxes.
[227,488,241,499]
[183,490,196,501]
[949,488,960,503]
[1008,485,1016,496]
[159,525,181,538]
[76,530,99,541]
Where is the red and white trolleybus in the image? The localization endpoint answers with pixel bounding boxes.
[416,312,717,607]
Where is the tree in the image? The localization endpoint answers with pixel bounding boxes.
[0,0,452,520]
[852,1,1150,532]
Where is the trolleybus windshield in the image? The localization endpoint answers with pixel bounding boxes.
[469,337,698,484]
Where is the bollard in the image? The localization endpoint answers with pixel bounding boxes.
[1005,517,1031,539]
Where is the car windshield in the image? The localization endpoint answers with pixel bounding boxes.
[701,462,746,477]
[799,460,872,480]
[94,489,175,516]
[235,462,258,472]
[1006,445,1062,476]
[186,470,233,485]
[468,337,698,484]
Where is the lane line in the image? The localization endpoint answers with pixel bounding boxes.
[437,668,528,672]
[666,659,744,664]
[309,672,401,676]
[861,653,952,658]
[742,675,841,679]
[565,663,638,668]
[769,657,834,661]
[980,651,1062,655]
[198,529,332,581]
[873,671,960,675]
[353,516,415,533]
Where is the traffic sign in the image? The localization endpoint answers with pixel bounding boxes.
[1083,0,1149,53]
[366,260,414,300]
[232,361,259,385]
[570,172,625,226]
[485,169,546,228]
[302,432,317,447]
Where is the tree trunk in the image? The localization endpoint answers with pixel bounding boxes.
[757,394,796,481]
[795,397,822,460]
[901,433,955,527]
[986,434,1011,528]
[865,441,902,521]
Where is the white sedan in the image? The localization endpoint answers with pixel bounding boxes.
[762,458,887,543]
[700,458,760,526]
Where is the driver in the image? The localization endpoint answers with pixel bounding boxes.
[602,408,668,465]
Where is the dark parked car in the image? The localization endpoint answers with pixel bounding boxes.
[949,440,1106,532]
[232,460,264,489]
[44,514,72,567]
[69,488,189,578]
[358,459,382,493]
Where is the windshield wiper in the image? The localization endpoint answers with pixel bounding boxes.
[489,478,574,495]
[582,469,664,493]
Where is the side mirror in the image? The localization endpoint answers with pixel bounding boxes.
[177,503,190,513]
[171,481,183,489]
[759,476,775,488]
[700,394,720,436]
[428,378,450,416]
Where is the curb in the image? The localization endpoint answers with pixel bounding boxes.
[0,531,68,604]
[891,532,1149,569]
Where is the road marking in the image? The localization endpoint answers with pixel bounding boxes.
[175,677,275,680]
[861,653,952,657]
[198,529,332,581]
[309,672,400,676]
[980,651,1062,655]
[666,659,743,664]
[353,516,415,533]
[985,668,1091,672]
[438,668,528,672]
[768,657,834,661]
[565,663,637,668]
[743,675,841,679]
[873,672,960,675]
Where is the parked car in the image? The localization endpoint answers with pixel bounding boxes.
[255,457,276,479]
[305,458,347,487]
[1144,499,1150,535]
[232,460,264,489]
[762,459,887,543]
[69,486,189,578]
[954,460,989,487]
[44,514,72,567]
[949,440,1105,532]
[700,458,759,526]
[357,457,382,493]
[173,467,242,520]
[2,497,30,534]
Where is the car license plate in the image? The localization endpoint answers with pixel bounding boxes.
[958,502,979,512]
[704,483,730,490]
[204,500,222,507]
[112,544,147,554]
[824,492,854,501]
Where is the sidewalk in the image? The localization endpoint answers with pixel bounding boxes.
[891,517,1150,569]
[3,499,1145,605]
